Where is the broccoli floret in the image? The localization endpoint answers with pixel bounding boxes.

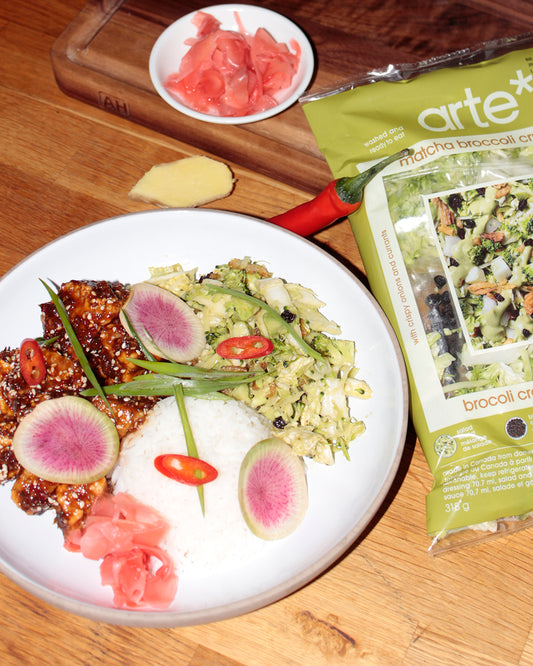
[311,333,333,357]
[522,264,533,284]
[221,268,248,292]
[205,326,229,346]
[468,245,487,265]
[501,247,516,267]
[311,333,354,365]
[525,216,533,237]
[481,237,504,253]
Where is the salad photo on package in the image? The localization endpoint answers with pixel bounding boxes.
[428,175,533,355]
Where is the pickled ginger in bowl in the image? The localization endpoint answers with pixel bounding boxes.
[149,4,315,124]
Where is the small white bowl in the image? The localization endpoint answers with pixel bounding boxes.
[149,4,315,124]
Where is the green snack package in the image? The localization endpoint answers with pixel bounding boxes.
[302,33,533,552]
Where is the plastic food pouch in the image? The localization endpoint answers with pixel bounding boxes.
[302,33,533,553]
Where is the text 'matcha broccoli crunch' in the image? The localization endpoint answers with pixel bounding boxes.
[302,33,533,552]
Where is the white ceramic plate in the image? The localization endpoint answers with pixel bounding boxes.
[0,209,408,627]
[149,4,315,124]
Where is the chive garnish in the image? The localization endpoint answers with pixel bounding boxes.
[80,370,261,397]
[204,283,325,362]
[120,309,157,362]
[174,384,205,515]
[40,279,112,410]
[128,357,261,379]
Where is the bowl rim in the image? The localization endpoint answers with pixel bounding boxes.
[148,3,315,125]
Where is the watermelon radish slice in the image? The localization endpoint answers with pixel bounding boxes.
[120,282,205,362]
[238,437,308,540]
[12,396,119,484]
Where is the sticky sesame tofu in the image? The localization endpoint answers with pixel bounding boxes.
[0,280,157,533]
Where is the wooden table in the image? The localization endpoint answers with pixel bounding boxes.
[2,1,533,664]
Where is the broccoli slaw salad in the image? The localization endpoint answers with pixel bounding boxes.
[302,32,533,551]
[147,257,369,465]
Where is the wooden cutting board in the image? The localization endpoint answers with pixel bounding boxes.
[50,0,533,194]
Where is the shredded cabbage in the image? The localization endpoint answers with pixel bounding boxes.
[148,258,370,464]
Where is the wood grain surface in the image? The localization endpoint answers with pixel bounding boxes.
[3,1,533,665]
[50,0,533,194]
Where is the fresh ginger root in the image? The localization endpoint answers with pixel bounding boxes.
[129,156,235,208]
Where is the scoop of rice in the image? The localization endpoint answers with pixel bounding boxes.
[112,396,273,574]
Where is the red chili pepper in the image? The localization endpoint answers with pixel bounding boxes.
[19,338,47,386]
[154,454,218,486]
[216,335,274,359]
[269,148,411,236]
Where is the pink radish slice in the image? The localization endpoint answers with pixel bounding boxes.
[238,437,308,540]
[120,282,205,362]
[12,396,119,484]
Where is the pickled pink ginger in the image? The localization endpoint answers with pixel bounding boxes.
[164,11,301,117]
[65,492,178,610]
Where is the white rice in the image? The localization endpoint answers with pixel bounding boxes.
[112,396,274,575]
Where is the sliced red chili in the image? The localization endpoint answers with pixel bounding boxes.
[154,454,218,486]
[19,338,46,386]
[216,335,274,360]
